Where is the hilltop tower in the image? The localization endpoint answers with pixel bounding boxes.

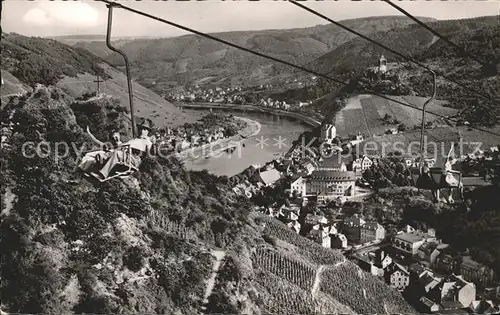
[379,55,387,74]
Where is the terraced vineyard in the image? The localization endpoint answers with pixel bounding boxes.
[254,269,318,314]
[255,214,345,265]
[252,246,316,291]
[319,263,415,314]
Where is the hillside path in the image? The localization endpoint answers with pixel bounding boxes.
[201,249,226,310]
[311,265,325,298]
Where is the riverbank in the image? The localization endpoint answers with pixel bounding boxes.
[178,102,322,128]
[176,116,261,162]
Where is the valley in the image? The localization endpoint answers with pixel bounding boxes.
[1,4,500,315]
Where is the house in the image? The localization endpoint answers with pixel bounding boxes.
[435,252,457,274]
[342,214,366,244]
[258,169,281,187]
[416,241,440,267]
[468,299,496,314]
[460,256,496,287]
[352,156,373,172]
[358,249,393,277]
[287,220,301,234]
[331,233,348,249]
[419,296,440,313]
[304,213,328,226]
[306,170,356,199]
[418,270,443,294]
[360,222,385,243]
[384,262,410,291]
[317,153,351,172]
[303,161,316,175]
[309,228,331,248]
[278,207,299,222]
[428,274,476,310]
[393,229,437,255]
[290,176,306,197]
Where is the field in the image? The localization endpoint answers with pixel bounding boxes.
[251,213,416,314]
[334,94,459,138]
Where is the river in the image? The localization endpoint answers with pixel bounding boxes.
[181,109,312,177]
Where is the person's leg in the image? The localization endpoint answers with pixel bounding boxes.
[97,150,124,178]
[78,155,96,173]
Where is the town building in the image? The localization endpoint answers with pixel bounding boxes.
[393,229,437,255]
[320,123,336,143]
[287,220,301,234]
[309,228,331,248]
[290,176,306,197]
[352,155,373,172]
[416,241,441,267]
[331,233,348,249]
[342,214,366,244]
[428,274,476,311]
[306,170,356,200]
[257,169,281,187]
[468,299,496,314]
[460,256,496,287]
[384,262,410,291]
[360,222,386,243]
[317,153,349,171]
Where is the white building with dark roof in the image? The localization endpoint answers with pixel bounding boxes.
[306,170,356,199]
[393,229,437,255]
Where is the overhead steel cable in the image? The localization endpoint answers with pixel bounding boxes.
[96,0,500,138]
[382,0,496,70]
[290,0,498,104]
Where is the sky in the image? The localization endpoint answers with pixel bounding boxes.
[2,1,499,38]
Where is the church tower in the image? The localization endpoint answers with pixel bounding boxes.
[379,55,387,74]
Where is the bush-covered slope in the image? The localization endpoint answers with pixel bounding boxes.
[0,86,416,314]
[309,15,499,75]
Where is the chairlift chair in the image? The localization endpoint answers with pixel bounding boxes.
[83,144,139,182]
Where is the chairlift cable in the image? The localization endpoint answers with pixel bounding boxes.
[382,0,496,70]
[96,0,500,138]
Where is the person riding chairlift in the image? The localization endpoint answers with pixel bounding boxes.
[442,144,463,203]
[90,119,157,181]
[78,127,123,173]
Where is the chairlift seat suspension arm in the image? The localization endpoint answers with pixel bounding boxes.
[106,3,136,138]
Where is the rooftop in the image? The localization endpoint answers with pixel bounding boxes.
[362,221,384,231]
[309,170,356,181]
[259,169,281,186]
[395,230,435,244]
[318,153,352,169]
